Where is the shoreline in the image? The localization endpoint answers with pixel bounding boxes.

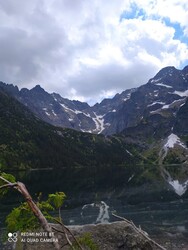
[1,221,188,250]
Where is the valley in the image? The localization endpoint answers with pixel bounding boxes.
[0,65,188,193]
[1,65,188,249]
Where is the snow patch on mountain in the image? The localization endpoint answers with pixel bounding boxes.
[52,110,57,116]
[161,104,170,109]
[151,78,162,83]
[161,99,185,110]
[60,103,74,113]
[150,98,185,114]
[52,94,58,102]
[83,112,92,118]
[153,90,159,97]
[173,90,188,97]
[155,83,173,88]
[93,112,105,134]
[45,111,51,116]
[164,133,186,149]
[147,101,165,107]
[43,107,52,116]
[60,103,90,118]
[81,129,92,133]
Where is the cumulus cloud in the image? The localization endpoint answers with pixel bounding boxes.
[0,0,188,104]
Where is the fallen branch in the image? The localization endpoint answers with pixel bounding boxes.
[1,174,85,250]
[112,213,166,250]
[0,175,16,185]
[0,177,60,250]
[0,183,17,189]
[52,217,84,250]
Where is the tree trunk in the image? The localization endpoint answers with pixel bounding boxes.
[16,181,60,250]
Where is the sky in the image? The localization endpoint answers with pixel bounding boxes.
[0,0,188,105]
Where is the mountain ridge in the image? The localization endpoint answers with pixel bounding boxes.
[0,88,141,171]
[1,65,187,136]
[1,66,188,197]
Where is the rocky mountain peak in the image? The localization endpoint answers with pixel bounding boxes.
[148,66,188,90]
[31,84,45,93]
[0,65,188,136]
[0,81,19,95]
[154,66,177,78]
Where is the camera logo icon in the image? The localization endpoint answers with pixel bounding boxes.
[8,232,18,242]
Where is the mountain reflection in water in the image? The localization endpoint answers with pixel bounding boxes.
[0,168,188,237]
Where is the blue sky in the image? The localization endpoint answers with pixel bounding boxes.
[119,3,188,70]
[120,3,146,21]
[163,18,188,45]
[0,0,187,104]
[121,3,188,44]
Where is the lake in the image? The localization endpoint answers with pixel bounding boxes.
[0,167,188,243]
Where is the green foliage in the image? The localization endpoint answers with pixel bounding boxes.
[0,172,16,197]
[6,203,39,232]
[0,172,16,183]
[47,192,66,209]
[74,233,99,250]
[0,90,141,171]
[5,192,66,232]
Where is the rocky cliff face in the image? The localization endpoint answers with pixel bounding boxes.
[107,66,188,134]
[174,98,188,136]
[0,66,188,136]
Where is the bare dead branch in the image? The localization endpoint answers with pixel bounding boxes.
[52,217,84,250]
[15,181,61,249]
[112,213,166,250]
[1,174,86,249]
[0,175,80,249]
[0,175,13,185]
[0,183,17,189]
[60,242,69,249]
[52,226,65,234]
[64,228,74,249]
[0,177,60,250]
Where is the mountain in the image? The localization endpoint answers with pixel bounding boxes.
[174,98,188,136]
[1,66,188,136]
[1,67,188,199]
[0,81,136,134]
[2,87,168,200]
[100,65,188,194]
[106,66,188,134]
[0,88,140,171]
[120,66,188,155]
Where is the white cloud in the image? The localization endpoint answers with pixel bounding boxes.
[0,0,187,104]
[131,0,188,35]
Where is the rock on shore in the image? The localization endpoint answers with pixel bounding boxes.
[2,221,167,250]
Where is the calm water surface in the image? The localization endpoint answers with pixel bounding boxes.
[0,168,188,236]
